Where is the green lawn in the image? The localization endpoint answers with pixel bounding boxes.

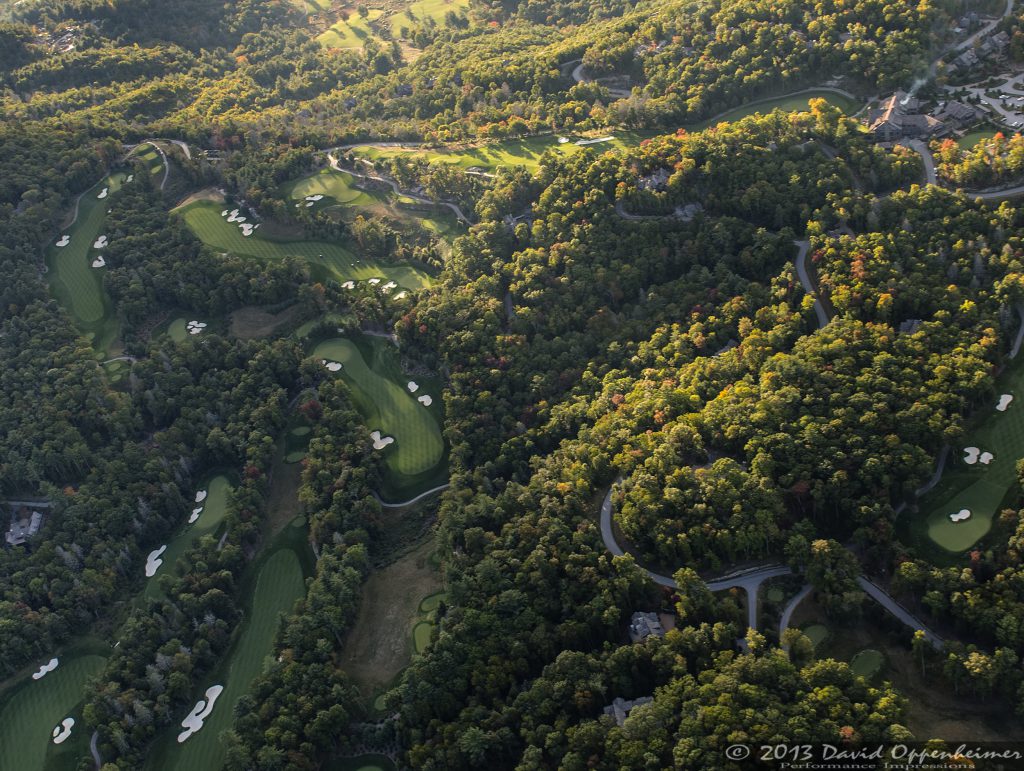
[802,624,829,650]
[915,359,1024,553]
[45,172,127,351]
[352,92,857,173]
[167,317,188,343]
[284,169,379,210]
[325,754,397,771]
[394,0,469,29]
[154,548,306,771]
[311,336,445,486]
[318,9,384,49]
[0,651,107,771]
[850,649,884,679]
[957,129,998,151]
[177,200,431,291]
[418,592,446,613]
[285,425,312,464]
[144,475,232,600]
[412,621,433,654]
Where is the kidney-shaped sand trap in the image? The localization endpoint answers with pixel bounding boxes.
[177,685,224,743]
[51,717,74,744]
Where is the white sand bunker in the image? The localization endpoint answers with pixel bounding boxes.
[91,256,106,268]
[126,174,134,182]
[97,187,108,199]
[52,717,74,744]
[949,508,972,523]
[964,447,980,464]
[368,278,381,285]
[177,685,224,743]
[93,235,108,249]
[305,201,315,207]
[370,430,394,450]
[980,451,994,464]
[381,281,397,293]
[186,320,207,336]
[226,209,245,223]
[222,209,229,216]
[304,194,324,201]
[189,506,203,524]
[558,137,569,144]
[239,223,254,236]
[32,658,59,680]
[407,381,419,393]
[321,359,342,372]
[394,291,408,300]
[341,280,355,289]
[195,489,207,503]
[145,545,167,577]
[55,235,70,247]
[998,394,1014,411]
[418,394,433,406]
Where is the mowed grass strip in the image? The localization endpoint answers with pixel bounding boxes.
[351,92,857,173]
[317,9,384,49]
[312,337,444,477]
[46,172,127,326]
[157,548,305,771]
[144,475,232,600]
[0,654,107,771]
[394,0,469,28]
[918,359,1024,552]
[177,200,431,291]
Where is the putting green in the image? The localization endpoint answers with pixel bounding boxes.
[412,621,433,654]
[850,649,884,679]
[284,169,377,209]
[916,360,1024,553]
[167,318,189,343]
[177,201,430,291]
[45,172,127,349]
[418,592,446,613]
[154,547,305,771]
[144,475,232,600]
[0,652,107,771]
[312,337,444,480]
[802,624,829,649]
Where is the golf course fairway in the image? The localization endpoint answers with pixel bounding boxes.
[45,171,128,350]
[152,547,305,771]
[144,475,232,600]
[916,359,1024,553]
[312,336,444,486]
[0,651,107,771]
[177,200,431,291]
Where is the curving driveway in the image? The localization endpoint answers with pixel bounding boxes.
[373,483,450,509]
[794,239,830,328]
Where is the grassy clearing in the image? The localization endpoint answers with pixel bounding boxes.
[177,200,431,291]
[393,0,469,29]
[318,9,384,49]
[958,129,999,150]
[152,544,306,771]
[913,358,1024,554]
[850,649,885,679]
[144,475,232,601]
[802,623,829,649]
[325,754,397,771]
[352,92,857,173]
[312,335,445,490]
[338,538,442,702]
[0,646,107,771]
[45,172,127,352]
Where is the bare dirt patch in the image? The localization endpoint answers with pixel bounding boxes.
[229,305,301,340]
[339,537,441,699]
[173,186,225,210]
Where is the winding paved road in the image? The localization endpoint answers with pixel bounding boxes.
[778,583,813,640]
[857,576,942,648]
[373,483,450,509]
[901,139,937,186]
[794,239,830,328]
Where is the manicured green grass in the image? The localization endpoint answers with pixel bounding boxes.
[284,169,379,209]
[766,586,784,603]
[394,0,469,29]
[144,475,232,600]
[418,592,446,613]
[0,651,107,771]
[352,92,857,173]
[325,754,397,771]
[318,9,384,50]
[958,129,998,151]
[915,358,1024,553]
[177,200,431,291]
[167,317,188,343]
[45,172,127,351]
[802,624,829,650]
[850,648,884,679]
[155,548,306,771]
[412,621,433,654]
[312,336,445,487]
